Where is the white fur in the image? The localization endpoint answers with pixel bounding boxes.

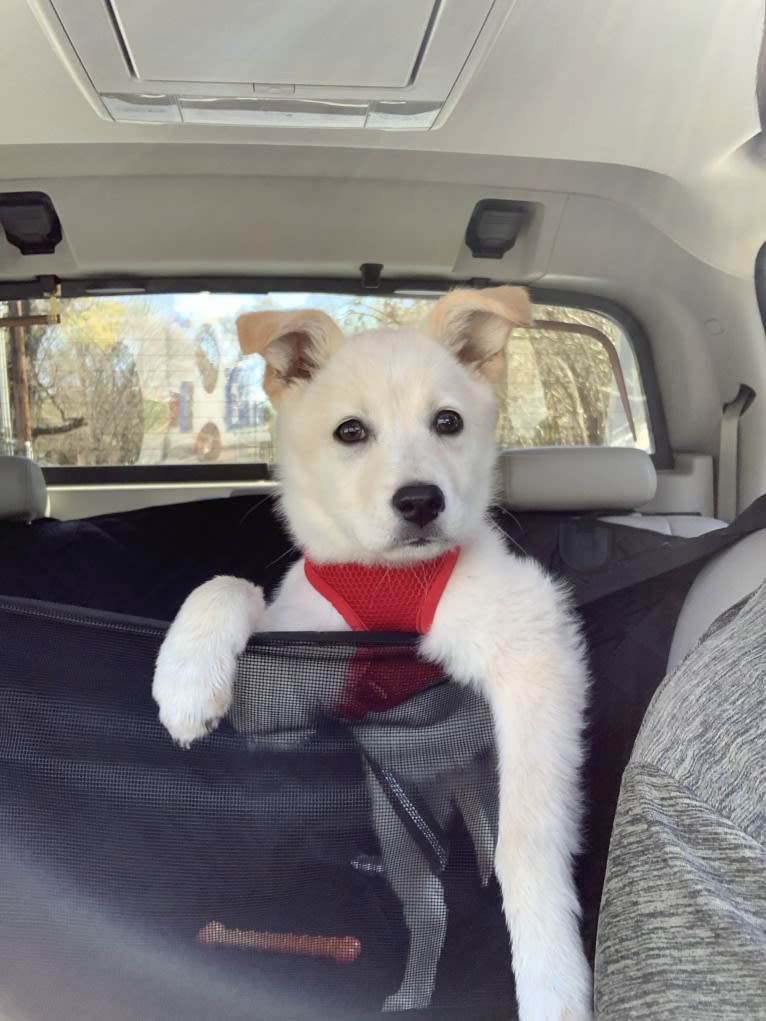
[153,303,593,1020]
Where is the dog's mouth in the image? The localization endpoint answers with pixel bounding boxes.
[384,529,453,562]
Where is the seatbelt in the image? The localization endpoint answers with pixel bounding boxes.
[570,492,766,607]
[716,384,756,523]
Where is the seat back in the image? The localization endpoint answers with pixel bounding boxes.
[668,529,766,670]
[0,456,48,523]
[499,447,725,536]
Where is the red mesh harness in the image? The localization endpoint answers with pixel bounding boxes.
[304,548,459,719]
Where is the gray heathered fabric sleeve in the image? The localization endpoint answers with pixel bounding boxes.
[594,580,766,1020]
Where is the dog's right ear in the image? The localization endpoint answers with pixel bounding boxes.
[237,310,345,402]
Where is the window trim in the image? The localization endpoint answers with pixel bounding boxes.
[529,318,639,444]
[41,464,272,486]
[527,286,672,469]
[1,275,672,479]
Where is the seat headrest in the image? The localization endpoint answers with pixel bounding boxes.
[499,447,657,511]
[0,456,48,522]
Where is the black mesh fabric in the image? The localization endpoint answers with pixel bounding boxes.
[0,596,512,1021]
[0,494,296,619]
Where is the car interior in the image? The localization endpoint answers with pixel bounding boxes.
[1,1,765,1019]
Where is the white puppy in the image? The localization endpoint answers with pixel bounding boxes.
[153,287,592,1021]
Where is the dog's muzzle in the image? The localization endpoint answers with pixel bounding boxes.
[392,484,445,529]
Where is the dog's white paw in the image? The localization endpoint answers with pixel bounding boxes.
[152,577,265,748]
[153,648,235,748]
[511,936,593,1021]
[550,1006,592,1021]
[517,976,593,1021]
[517,996,592,1021]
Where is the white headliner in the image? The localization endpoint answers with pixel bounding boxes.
[2,0,766,496]
[0,0,763,278]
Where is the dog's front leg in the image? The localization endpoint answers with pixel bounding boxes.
[420,565,592,1020]
[486,668,592,1021]
[153,576,265,748]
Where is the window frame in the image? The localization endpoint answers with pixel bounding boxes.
[527,286,672,468]
[0,275,672,483]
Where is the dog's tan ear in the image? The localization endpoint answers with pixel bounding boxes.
[426,286,532,384]
[237,309,345,402]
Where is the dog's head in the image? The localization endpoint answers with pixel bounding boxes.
[237,287,531,564]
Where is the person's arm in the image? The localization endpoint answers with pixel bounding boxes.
[595,761,766,1020]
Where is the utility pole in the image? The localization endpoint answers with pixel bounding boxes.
[0,315,13,455]
[8,299,33,456]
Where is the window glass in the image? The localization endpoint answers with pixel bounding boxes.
[501,305,651,451]
[0,292,652,469]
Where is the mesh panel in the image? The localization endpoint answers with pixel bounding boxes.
[0,597,514,1020]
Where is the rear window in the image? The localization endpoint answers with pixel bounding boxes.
[0,290,652,474]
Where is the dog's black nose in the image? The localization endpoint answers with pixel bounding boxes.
[392,484,445,528]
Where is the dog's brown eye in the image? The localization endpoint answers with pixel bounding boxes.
[334,419,368,444]
[433,410,463,435]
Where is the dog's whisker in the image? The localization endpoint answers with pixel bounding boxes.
[238,492,280,527]
[490,505,526,555]
[503,533,525,556]
[416,564,432,594]
[491,503,522,531]
[264,544,300,571]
